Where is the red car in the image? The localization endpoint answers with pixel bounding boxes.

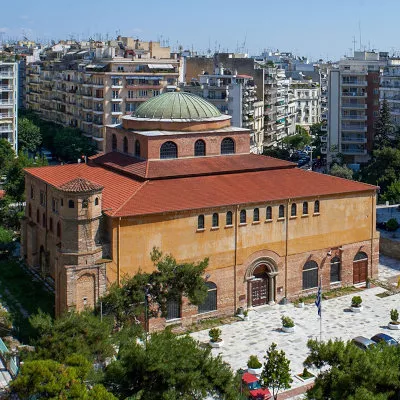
[242,372,272,400]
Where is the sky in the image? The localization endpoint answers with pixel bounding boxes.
[2,0,400,61]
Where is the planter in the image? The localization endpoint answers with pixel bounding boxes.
[388,322,400,330]
[248,367,262,375]
[282,325,295,333]
[297,302,305,308]
[209,340,224,348]
[296,372,315,383]
[244,316,250,321]
[351,306,363,313]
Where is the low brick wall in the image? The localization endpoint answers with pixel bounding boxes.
[380,236,400,260]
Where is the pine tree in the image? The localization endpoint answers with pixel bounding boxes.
[374,100,394,150]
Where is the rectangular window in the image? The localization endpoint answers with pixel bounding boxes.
[112,90,119,99]
[52,198,58,213]
[117,66,124,72]
[112,103,121,112]
[153,90,160,96]
[40,191,46,206]
[126,78,134,86]
[138,90,148,97]
[111,116,119,124]
[125,103,136,112]
[95,89,103,98]
[128,90,135,98]
[166,298,181,320]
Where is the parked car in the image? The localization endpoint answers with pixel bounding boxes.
[242,372,272,399]
[298,158,309,167]
[352,336,376,351]
[371,333,399,346]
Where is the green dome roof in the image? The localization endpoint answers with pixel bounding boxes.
[132,91,222,120]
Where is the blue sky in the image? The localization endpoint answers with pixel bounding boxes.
[2,0,400,61]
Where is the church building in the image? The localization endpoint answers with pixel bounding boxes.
[22,91,379,329]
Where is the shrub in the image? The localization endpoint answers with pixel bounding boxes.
[243,309,248,317]
[351,296,362,307]
[281,315,294,328]
[390,309,399,323]
[386,218,399,232]
[209,328,221,343]
[247,355,262,369]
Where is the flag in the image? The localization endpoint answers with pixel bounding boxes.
[315,283,322,317]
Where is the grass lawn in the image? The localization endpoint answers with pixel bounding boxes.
[0,259,54,344]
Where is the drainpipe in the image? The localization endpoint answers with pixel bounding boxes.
[117,217,121,286]
[284,199,290,300]
[370,192,375,279]
[234,205,239,313]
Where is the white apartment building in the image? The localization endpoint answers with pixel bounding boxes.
[380,59,400,127]
[181,67,264,153]
[292,81,321,128]
[0,62,18,152]
[326,51,384,166]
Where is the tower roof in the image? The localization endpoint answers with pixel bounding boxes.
[59,177,103,193]
[132,91,222,120]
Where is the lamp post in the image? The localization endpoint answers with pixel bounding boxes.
[304,145,316,170]
[144,284,152,348]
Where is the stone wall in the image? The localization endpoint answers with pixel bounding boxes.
[380,236,400,260]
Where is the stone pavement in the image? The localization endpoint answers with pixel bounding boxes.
[191,256,400,399]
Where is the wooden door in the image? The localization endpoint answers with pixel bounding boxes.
[251,278,268,307]
[353,260,368,284]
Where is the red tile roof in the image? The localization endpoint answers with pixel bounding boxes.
[26,158,377,218]
[59,177,104,192]
[92,152,295,180]
[25,163,143,216]
[113,168,377,217]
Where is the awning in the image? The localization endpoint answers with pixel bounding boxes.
[148,64,174,70]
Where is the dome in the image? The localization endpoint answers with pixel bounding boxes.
[132,91,222,120]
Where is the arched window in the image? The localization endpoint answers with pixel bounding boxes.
[166,297,181,320]
[30,185,34,199]
[160,141,178,159]
[194,139,206,156]
[279,205,285,218]
[198,215,205,230]
[49,217,53,232]
[112,134,117,151]
[42,213,46,228]
[212,213,219,228]
[303,260,318,290]
[28,204,32,218]
[240,209,246,224]
[221,137,235,154]
[291,203,297,217]
[266,206,272,220]
[253,208,259,222]
[36,209,39,223]
[68,200,75,209]
[226,211,233,226]
[330,257,341,282]
[303,201,308,215]
[135,140,141,157]
[314,200,320,214]
[57,221,61,238]
[123,136,128,153]
[94,197,99,206]
[82,199,88,209]
[198,282,217,313]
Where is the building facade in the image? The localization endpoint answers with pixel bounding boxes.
[22,91,379,329]
[0,62,18,152]
[380,59,400,127]
[293,81,321,128]
[25,41,180,152]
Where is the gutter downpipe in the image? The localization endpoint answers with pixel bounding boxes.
[234,205,239,313]
[370,192,375,279]
[117,217,121,286]
[285,199,290,300]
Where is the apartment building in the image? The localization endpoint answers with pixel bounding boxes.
[326,51,385,166]
[26,41,180,152]
[380,58,400,127]
[181,66,264,153]
[292,81,321,128]
[0,62,18,152]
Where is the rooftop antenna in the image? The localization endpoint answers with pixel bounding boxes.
[358,21,362,51]
[352,36,356,54]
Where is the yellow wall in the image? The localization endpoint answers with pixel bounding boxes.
[109,191,376,279]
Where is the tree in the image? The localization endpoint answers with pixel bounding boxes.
[360,147,400,195]
[4,152,47,202]
[18,117,42,152]
[10,355,116,399]
[374,100,394,150]
[104,330,238,400]
[263,147,290,160]
[329,164,353,180]
[0,139,15,176]
[283,130,311,151]
[304,339,400,400]
[382,180,400,204]
[260,342,292,400]
[29,310,116,363]
[101,248,209,326]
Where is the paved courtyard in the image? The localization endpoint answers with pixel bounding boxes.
[191,256,400,398]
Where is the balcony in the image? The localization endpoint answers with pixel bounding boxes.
[321,146,327,154]
[111,97,123,102]
[342,103,367,109]
[341,80,367,86]
[341,124,367,132]
[92,83,104,88]
[321,135,327,142]
[0,126,12,132]
[93,108,104,114]
[341,147,367,155]
[342,136,367,143]
[0,100,13,107]
[341,114,367,121]
[0,72,13,78]
[342,91,367,98]
[0,113,12,119]
[0,85,13,91]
